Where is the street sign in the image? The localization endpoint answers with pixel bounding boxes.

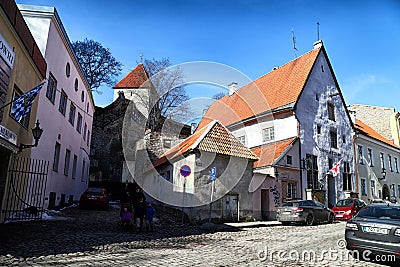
[210,167,216,181]
[180,165,191,177]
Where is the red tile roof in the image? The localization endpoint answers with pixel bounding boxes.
[251,138,297,168]
[355,119,399,149]
[198,48,321,129]
[150,121,258,170]
[113,63,149,89]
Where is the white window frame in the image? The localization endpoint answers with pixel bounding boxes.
[361,178,367,196]
[388,154,393,172]
[262,127,274,142]
[53,142,61,172]
[367,148,374,167]
[371,180,376,197]
[358,145,364,164]
[237,135,246,146]
[380,152,385,170]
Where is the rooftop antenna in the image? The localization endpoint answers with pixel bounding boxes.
[317,22,320,40]
[292,29,297,58]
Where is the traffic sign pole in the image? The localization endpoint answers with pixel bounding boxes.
[208,167,216,223]
[179,165,191,225]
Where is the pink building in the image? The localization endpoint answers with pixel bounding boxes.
[19,5,94,208]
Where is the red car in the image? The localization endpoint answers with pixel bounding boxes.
[332,198,365,220]
[79,187,109,210]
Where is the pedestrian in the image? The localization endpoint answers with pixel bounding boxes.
[120,190,133,218]
[145,200,156,234]
[133,186,146,206]
[134,197,145,232]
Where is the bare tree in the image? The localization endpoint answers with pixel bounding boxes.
[141,58,190,132]
[212,92,226,100]
[72,38,123,92]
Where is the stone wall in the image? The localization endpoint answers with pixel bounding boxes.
[90,94,143,183]
[348,104,395,141]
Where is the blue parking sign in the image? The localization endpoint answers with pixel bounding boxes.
[210,167,216,181]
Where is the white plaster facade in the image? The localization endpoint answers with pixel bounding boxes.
[113,88,152,118]
[19,5,94,207]
[354,127,400,204]
[231,114,298,148]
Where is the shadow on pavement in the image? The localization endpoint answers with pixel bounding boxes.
[0,204,247,259]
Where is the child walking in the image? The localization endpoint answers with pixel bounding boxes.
[145,200,156,234]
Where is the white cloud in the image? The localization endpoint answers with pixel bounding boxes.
[341,74,390,103]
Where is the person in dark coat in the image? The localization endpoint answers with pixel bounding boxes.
[132,187,146,207]
[134,197,146,232]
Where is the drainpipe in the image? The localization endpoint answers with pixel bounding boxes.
[352,133,359,196]
[294,112,303,200]
[299,138,303,199]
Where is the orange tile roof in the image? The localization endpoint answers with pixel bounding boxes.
[355,119,399,149]
[151,121,258,170]
[252,137,297,168]
[113,63,149,89]
[198,48,321,129]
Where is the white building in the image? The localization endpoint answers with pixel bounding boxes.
[353,118,400,203]
[199,40,355,218]
[19,5,94,208]
[113,63,153,117]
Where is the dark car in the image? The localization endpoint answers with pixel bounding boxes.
[345,204,400,262]
[276,200,334,226]
[332,198,365,220]
[79,187,109,210]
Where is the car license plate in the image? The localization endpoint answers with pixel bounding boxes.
[335,214,343,217]
[362,226,388,235]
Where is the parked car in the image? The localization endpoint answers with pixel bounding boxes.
[79,187,109,210]
[345,204,400,262]
[276,200,334,226]
[332,198,365,220]
[370,199,386,204]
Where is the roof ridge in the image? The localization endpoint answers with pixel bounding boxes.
[113,63,149,89]
[356,119,400,149]
[255,47,321,82]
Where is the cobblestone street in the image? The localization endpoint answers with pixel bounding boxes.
[0,204,396,267]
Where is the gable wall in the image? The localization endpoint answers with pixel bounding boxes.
[296,51,354,204]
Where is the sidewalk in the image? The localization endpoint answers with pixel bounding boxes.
[224,220,281,228]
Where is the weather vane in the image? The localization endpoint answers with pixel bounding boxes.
[139,53,143,63]
[292,29,297,58]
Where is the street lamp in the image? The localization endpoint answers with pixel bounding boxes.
[19,120,43,152]
[378,169,386,180]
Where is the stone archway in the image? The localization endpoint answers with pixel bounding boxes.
[382,184,390,200]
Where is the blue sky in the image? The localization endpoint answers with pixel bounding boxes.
[18,0,400,112]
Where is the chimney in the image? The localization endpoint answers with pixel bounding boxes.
[349,110,356,124]
[118,91,125,99]
[228,82,237,96]
[191,123,197,134]
[313,40,323,49]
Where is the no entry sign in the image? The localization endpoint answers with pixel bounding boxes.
[180,165,191,177]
